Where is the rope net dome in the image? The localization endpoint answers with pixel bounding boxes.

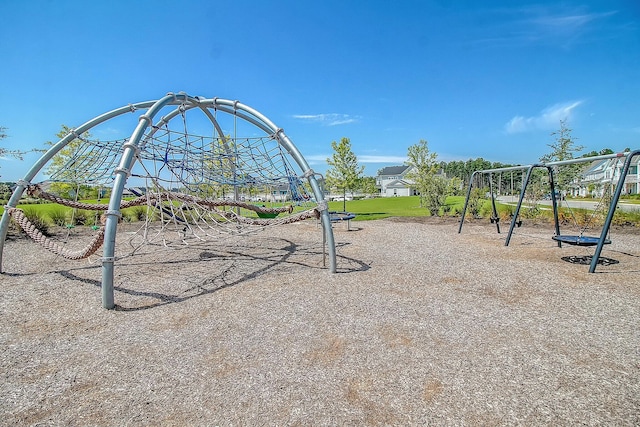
[0,92,337,308]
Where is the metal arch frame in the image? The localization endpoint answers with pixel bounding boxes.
[458,151,636,272]
[0,92,337,309]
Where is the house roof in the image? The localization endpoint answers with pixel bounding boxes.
[378,165,410,176]
[385,179,412,188]
[583,160,607,175]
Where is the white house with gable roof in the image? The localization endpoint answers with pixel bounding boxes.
[376,165,418,197]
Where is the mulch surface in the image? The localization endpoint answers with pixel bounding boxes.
[1,218,639,425]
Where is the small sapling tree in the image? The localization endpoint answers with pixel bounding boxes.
[405,139,451,216]
[540,120,584,196]
[326,137,364,211]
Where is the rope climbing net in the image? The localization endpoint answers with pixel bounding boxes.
[0,93,337,308]
[7,184,321,260]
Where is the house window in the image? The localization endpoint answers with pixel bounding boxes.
[630,166,638,175]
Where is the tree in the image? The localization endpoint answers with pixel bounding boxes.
[582,148,614,158]
[203,135,238,200]
[359,176,378,197]
[424,175,452,216]
[326,137,364,211]
[46,124,94,199]
[405,139,440,212]
[540,120,584,195]
[0,126,27,179]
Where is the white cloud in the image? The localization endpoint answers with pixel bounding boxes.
[305,154,330,164]
[471,7,619,49]
[293,113,359,126]
[505,100,583,134]
[529,10,617,35]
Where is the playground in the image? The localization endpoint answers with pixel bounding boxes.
[1,92,638,424]
[2,217,639,425]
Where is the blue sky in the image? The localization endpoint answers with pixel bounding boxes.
[0,0,638,181]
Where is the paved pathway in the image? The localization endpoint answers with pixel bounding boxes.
[497,196,640,212]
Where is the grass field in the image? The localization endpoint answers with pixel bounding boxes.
[3,195,639,226]
[328,196,436,220]
[2,196,463,226]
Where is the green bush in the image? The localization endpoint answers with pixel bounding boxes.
[48,207,68,226]
[21,208,51,236]
[82,211,101,227]
[466,188,485,218]
[71,210,84,226]
[124,206,148,222]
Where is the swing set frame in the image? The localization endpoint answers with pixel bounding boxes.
[459,150,640,272]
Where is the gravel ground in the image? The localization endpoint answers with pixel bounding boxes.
[1,218,639,426]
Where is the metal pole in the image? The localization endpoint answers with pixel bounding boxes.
[505,165,541,246]
[489,173,500,233]
[458,171,478,233]
[547,166,562,247]
[101,93,185,309]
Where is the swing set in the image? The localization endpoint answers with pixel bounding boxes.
[459,150,640,272]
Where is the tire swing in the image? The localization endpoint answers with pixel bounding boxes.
[552,187,617,266]
[552,162,618,248]
[554,186,615,253]
[552,234,610,246]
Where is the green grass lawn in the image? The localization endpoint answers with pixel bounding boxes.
[3,196,450,223]
[4,195,638,226]
[328,196,467,220]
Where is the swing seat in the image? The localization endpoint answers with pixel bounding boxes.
[329,211,356,222]
[552,235,611,246]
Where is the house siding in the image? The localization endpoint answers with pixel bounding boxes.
[377,166,415,197]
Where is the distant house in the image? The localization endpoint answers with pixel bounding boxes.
[619,157,640,195]
[376,165,417,197]
[577,156,640,197]
[576,159,610,197]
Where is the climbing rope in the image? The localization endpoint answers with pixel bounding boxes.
[9,185,322,259]
[7,207,105,260]
[26,184,296,216]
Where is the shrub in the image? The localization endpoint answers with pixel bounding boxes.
[21,208,51,236]
[521,204,541,219]
[84,211,102,227]
[424,176,450,217]
[466,188,485,218]
[126,206,148,222]
[499,205,515,222]
[71,209,93,226]
[48,208,68,226]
